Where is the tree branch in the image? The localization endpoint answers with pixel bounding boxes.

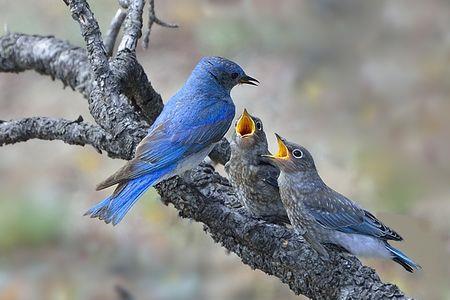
[111,51,163,122]
[66,0,109,80]
[65,0,149,143]
[104,8,127,57]
[118,0,145,52]
[142,0,178,49]
[0,33,92,97]
[0,116,127,158]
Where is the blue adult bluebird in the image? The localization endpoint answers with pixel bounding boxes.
[264,134,421,272]
[86,56,258,225]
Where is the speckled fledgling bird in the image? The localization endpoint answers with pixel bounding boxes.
[225,109,289,224]
[85,56,258,225]
[264,134,421,272]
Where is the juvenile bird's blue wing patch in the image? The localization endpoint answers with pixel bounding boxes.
[341,210,403,241]
[305,188,365,230]
[306,188,402,241]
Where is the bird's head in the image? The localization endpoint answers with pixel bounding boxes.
[197,56,259,91]
[263,134,316,173]
[231,109,268,152]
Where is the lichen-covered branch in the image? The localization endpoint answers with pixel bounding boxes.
[111,50,163,122]
[0,116,126,158]
[66,0,110,80]
[65,0,149,146]
[0,33,92,97]
[118,0,145,52]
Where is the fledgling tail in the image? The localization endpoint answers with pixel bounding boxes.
[386,243,421,272]
[85,167,171,225]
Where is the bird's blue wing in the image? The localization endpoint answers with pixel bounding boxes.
[135,99,234,171]
[97,99,234,189]
[306,188,402,241]
[305,188,365,229]
[340,210,403,241]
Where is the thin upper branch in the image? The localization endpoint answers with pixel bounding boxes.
[104,8,127,57]
[0,116,126,158]
[65,0,110,80]
[118,0,145,52]
[142,0,178,49]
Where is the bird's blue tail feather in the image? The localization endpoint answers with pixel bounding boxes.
[386,243,421,272]
[85,167,173,225]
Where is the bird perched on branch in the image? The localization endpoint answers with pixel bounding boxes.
[264,134,421,272]
[86,56,258,225]
[225,109,289,224]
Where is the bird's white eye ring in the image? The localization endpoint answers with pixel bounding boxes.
[255,121,262,130]
[292,149,303,158]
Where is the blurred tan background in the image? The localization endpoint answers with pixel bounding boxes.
[1,0,449,299]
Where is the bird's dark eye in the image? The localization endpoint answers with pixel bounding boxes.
[292,149,303,158]
[255,121,262,130]
[230,72,239,79]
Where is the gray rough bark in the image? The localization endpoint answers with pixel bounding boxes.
[0,1,413,299]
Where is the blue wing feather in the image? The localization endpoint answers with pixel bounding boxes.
[130,99,234,178]
[306,189,402,241]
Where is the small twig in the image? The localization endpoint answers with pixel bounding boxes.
[142,0,178,49]
[69,115,84,124]
[104,8,127,57]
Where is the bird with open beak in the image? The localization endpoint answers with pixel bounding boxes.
[225,109,289,224]
[263,134,421,272]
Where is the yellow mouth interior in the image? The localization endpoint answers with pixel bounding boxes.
[236,110,255,137]
[274,136,289,158]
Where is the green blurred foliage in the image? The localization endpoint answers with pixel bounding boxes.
[0,197,65,252]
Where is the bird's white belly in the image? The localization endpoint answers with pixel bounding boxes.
[331,232,392,259]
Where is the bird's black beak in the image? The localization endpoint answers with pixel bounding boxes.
[239,75,259,86]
